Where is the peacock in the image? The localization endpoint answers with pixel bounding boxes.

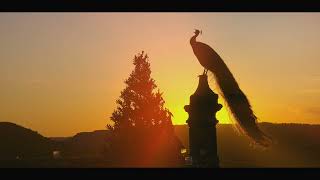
[190,29,271,147]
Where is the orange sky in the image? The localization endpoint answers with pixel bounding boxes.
[0,13,320,136]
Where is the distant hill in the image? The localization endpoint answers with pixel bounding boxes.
[0,122,112,167]
[0,122,55,160]
[0,121,111,159]
[55,130,111,158]
[174,123,320,167]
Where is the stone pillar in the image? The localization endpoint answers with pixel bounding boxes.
[184,74,222,168]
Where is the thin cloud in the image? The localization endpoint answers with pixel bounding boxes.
[301,89,320,94]
[28,80,46,89]
[305,107,320,116]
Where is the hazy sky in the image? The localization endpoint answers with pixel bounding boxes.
[1,13,320,136]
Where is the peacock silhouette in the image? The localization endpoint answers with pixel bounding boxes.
[190,29,271,147]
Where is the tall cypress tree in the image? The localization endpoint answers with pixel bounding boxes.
[107,51,184,167]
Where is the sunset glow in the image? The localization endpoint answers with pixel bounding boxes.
[1,13,320,136]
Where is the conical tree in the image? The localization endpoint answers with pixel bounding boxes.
[107,51,184,167]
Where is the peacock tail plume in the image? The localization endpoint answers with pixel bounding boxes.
[207,56,272,147]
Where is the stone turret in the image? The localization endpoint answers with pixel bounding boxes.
[184,74,222,168]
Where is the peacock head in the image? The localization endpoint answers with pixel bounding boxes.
[194,29,202,36]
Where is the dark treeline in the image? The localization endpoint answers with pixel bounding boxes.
[1,122,320,167]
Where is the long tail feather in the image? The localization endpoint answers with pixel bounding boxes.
[207,57,272,147]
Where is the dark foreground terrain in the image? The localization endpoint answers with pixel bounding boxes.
[1,122,320,167]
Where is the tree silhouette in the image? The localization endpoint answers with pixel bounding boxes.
[107,51,184,167]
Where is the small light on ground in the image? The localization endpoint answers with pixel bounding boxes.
[53,151,61,159]
[181,148,187,154]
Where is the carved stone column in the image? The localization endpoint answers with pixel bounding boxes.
[184,74,222,168]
